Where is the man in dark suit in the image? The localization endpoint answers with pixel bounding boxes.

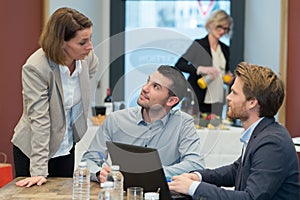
[168,62,300,200]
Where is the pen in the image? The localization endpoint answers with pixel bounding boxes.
[97,151,111,166]
[166,176,172,182]
[156,188,160,193]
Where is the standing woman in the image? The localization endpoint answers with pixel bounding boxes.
[11,7,99,187]
[175,10,233,117]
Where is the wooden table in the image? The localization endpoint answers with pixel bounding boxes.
[0,177,101,200]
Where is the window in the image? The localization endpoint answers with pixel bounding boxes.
[124,1,231,107]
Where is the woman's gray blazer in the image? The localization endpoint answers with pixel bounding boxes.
[11,48,99,177]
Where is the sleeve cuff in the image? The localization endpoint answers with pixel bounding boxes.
[189,181,201,196]
[90,172,100,182]
[193,171,202,181]
[196,66,202,75]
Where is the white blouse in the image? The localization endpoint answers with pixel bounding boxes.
[204,44,226,104]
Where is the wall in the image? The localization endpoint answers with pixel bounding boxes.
[244,0,299,138]
[0,1,43,175]
[244,0,281,73]
[244,0,286,123]
[286,0,300,138]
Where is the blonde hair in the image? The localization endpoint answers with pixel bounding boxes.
[205,9,232,32]
[39,7,93,65]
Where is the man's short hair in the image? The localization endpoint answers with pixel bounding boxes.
[157,65,188,101]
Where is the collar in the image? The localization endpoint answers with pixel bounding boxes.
[59,60,82,76]
[137,107,172,126]
[240,117,264,145]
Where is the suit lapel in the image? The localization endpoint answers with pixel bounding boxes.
[235,117,275,190]
[49,58,89,120]
[79,60,89,119]
[243,118,274,160]
[235,155,243,190]
[48,58,64,103]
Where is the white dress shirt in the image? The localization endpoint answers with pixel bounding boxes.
[53,61,82,158]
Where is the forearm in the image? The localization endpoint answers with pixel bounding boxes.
[175,57,197,74]
[164,155,205,176]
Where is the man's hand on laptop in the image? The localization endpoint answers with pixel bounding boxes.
[98,165,112,183]
[168,173,199,195]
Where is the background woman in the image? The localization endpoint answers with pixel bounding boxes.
[175,10,233,117]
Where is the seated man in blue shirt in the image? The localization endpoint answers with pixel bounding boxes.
[84,65,205,182]
[168,62,299,200]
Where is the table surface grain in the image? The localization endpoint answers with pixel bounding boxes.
[0,177,101,200]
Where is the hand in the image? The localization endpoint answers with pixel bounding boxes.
[15,176,47,187]
[99,165,111,183]
[197,66,219,79]
[168,173,198,195]
[182,172,200,181]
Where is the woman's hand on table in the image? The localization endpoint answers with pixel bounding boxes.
[15,176,47,187]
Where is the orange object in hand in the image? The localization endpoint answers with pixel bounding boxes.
[223,74,232,84]
[197,76,212,89]
[197,77,207,89]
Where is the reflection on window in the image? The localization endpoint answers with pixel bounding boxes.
[124,1,230,107]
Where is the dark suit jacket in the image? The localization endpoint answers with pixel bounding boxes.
[175,35,230,109]
[193,117,299,200]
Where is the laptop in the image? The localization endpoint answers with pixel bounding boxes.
[106,141,192,200]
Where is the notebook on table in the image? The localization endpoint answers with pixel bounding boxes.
[106,141,192,200]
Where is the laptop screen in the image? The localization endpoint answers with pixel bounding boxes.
[106,141,191,200]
